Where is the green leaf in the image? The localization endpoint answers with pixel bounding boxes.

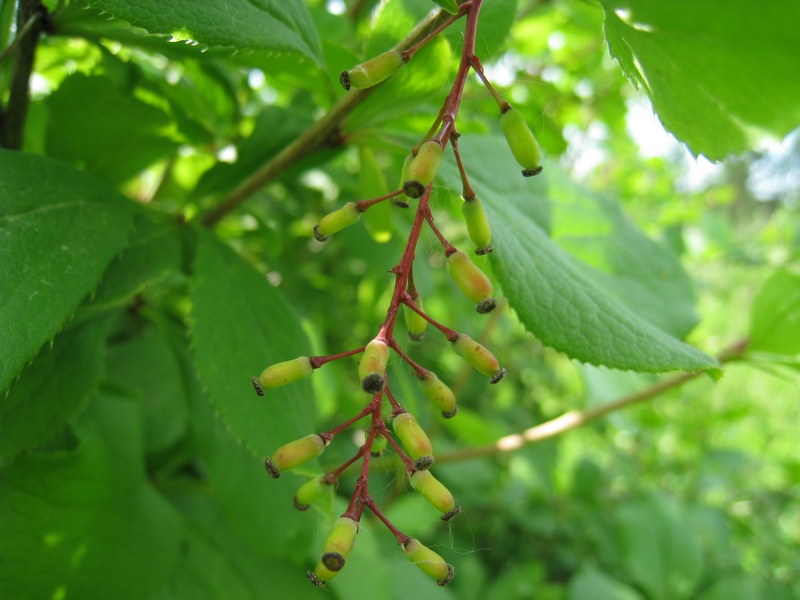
[45,73,179,185]
[600,1,800,159]
[106,323,189,457]
[0,150,134,392]
[88,215,184,312]
[615,494,703,600]
[0,392,183,600]
[0,314,115,460]
[438,136,715,372]
[697,577,796,600]
[749,269,800,356]
[569,564,644,600]
[72,0,323,64]
[189,229,315,456]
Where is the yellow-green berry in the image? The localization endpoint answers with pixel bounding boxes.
[404,292,428,341]
[392,412,433,461]
[358,338,389,394]
[314,202,361,241]
[294,475,333,511]
[410,470,460,520]
[446,251,496,313]
[309,516,360,586]
[450,333,505,383]
[500,106,542,177]
[264,434,327,478]
[402,140,444,199]
[255,356,313,394]
[393,154,414,207]
[403,538,454,586]
[370,433,388,456]
[461,196,492,255]
[340,50,405,91]
[418,371,457,418]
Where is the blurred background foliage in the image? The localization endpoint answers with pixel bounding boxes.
[1,0,798,598]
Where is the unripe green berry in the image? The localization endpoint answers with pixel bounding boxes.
[393,154,414,207]
[340,50,405,91]
[410,469,460,520]
[314,202,361,241]
[402,140,444,199]
[404,292,428,341]
[461,196,493,254]
[370,433,388,456]
[265,434,327,478]
[418,371,457,418]
[294,475,333,511]
[403,538,454,586]
[392,412,433,460]
[450,334,505,382]
[358,339,389,394]
[446,251,496,313]
[309,516,359,586]
[500,106,542,177]
[256,356,313,393]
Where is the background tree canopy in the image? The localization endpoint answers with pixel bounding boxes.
[1,0,798,598]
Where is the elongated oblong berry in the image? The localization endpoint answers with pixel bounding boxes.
[340,50,405,91]
[404,293,428,341]
[402,140,444,199]
[370,432,388,456]
[403,538,454,586]
[294,475,333,511]
[310,516,359,585]
[265,434,326,478]
[450,333,505,382]
[446,251,496,313]
[393,154,414,207]
[461,196,492,254]
[410,470,460,520]
[257,356,313,391]
[314,202,361,241]
[500,106,542,177]
[393,412,433,460]
[358,339,389,394]
[418,371,457,418]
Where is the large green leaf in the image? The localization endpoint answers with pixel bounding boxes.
[614,494,703,600]
[438,136,715,372]
[749,268,800,357]
[0,392,183,599]
[0,314,115,460]
[600,0,800,159]
[569,564,644,600]
[0,150,134,392]
[189,229,316,456]
[71,0,323,64]
[45,74,179,185]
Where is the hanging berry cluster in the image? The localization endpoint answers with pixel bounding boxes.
[252,0,541,588]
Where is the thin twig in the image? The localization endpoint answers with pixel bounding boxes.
[435,338,750,463]
[200,8,456,227]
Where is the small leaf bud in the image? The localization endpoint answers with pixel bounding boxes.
[461,196,493,254]
[418,371,457,417]
[402,140,444,199]
[500,106,542,177]
[294,474,334,511]
[358,339,389,394]
[257,356,313,391]
[410,469,459,519]
[446,251,496,312]
[392,412,433,460]
[314,202,361,241]
[404,293,428,341]
[450,334,503,381]
[402,538,454,586]
[340,50,405,91]
[265,434,327,478]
